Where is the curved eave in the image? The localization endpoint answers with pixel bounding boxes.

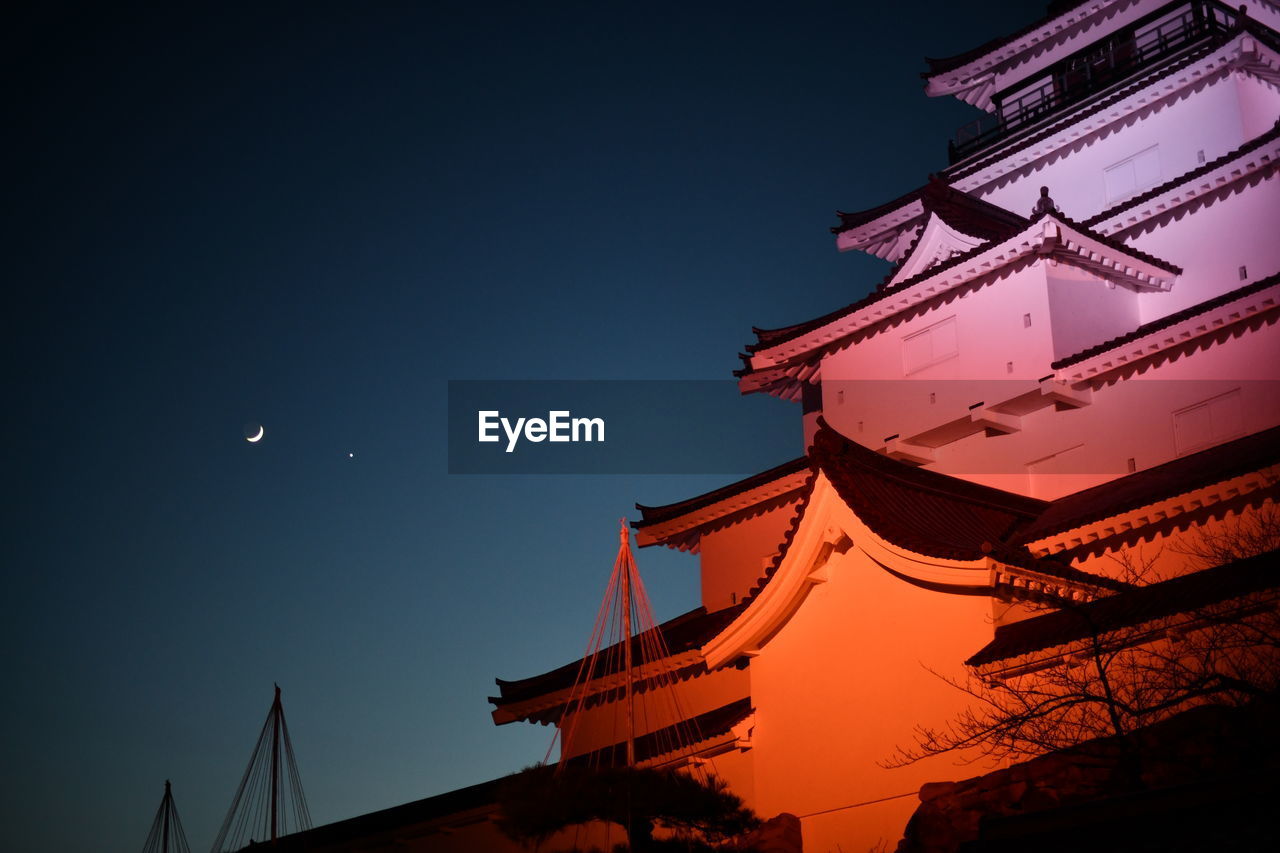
[633,459,811,551]
[491,649,705,726]
[833,198,927,260]
[700,473,1004,671]
[924,0,1125,107]
[921,0,1141,109]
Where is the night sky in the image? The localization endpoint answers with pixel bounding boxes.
[8,2,1047,850]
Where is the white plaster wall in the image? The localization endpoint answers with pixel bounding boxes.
[1124,169,1280,318]
[1046,264,1142,361]
[1236,71,1280,138]
[821,264,1055,448]
[558,664,750,758]
[941,317,1280,500]
[699,501,803,612]
[747,531,998,853]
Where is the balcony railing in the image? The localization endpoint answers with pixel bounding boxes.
[949,0,1238,163]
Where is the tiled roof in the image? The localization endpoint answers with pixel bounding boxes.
[922,1,1088,78]
[967,547,1280,666]
[1035,207,1181,273]
[490,603,746,709]
[810,423,1047,562]
[831,175,1028,241]
[563,698,753,767]
[496,426,1279,710]
[759,185,1025,356]
[634,457,810,528]
[741,210,1177,369]
[1051,273,1280,370]
[1014,424,1280,545]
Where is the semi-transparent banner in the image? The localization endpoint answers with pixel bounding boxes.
[447,379,1280,475]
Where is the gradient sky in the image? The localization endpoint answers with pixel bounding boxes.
[7,2,1049,850]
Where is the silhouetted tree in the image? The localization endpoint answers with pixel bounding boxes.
[497,763,760,852]
[884,510,1280,769]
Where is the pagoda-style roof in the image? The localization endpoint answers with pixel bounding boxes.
[633,456,810,551]
[831,175,1029,259]
[739,420,1279,611]
[635,457,809,527]
[741,207,1181,401]
[967,547,1280,667]
[807,423,1133,595]
[490,603,746,723]
[944,15,1280,181]
[494,422,1278,711]
[563,698,753,768]
[923,0,1091,80]
[810,424,1046,564]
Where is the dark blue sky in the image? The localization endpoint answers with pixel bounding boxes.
[7,2,1046,850]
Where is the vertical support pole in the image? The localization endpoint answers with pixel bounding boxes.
[620,521,635,767]
[162,780,171,853]
[271,684,281,842]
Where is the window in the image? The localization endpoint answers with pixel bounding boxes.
[1173,389,1243,456]
[1105,145,1161,203]
[902,316,959,374]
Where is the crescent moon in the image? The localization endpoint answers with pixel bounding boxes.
[246,425,264,443]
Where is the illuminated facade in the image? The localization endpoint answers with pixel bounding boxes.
[495,2,1280,851]
[267,2,1280,850]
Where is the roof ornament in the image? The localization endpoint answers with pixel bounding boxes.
[1032,186,1059,218]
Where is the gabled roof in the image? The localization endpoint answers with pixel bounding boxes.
[806,423,1131,597]
[967,548,1280,666]
[810,424,1046,563]
[832,175,1029,243]
[740,210,1180,399]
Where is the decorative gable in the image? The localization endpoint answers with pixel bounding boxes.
[887,212,990,287]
